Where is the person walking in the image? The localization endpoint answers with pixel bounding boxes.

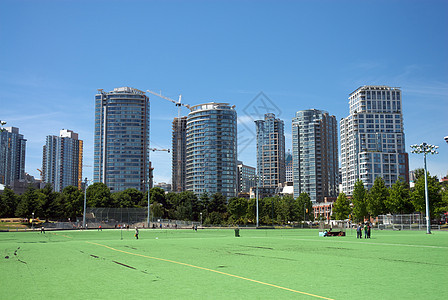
[135,227,139,240]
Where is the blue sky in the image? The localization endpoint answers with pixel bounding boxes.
[1,0,447,185]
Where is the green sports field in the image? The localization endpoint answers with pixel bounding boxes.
[1,228,446,299]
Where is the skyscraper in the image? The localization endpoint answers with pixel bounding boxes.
[340,86,409,195]
[255,113,285,188]
[292,109,338,202]
[237,161,256,195]
[172,116,187,192]
[0,127,26,186]
[186,102,237,198]
[285,151,293,183]
[94,87,150,192]
[42,129,83,192]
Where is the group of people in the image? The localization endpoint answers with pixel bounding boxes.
[356,222,371,239]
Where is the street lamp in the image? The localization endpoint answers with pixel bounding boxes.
[83,177,91,229]
[410,142,439,234]
[144,179,151,228]
[255,175,260,227]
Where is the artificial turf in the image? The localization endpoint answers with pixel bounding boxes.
[1,228,446,299]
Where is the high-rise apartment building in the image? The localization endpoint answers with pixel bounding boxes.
[172,117,187,192]
[340,86,409,194]
[255,113,285,188]
[285,152,293,183]
[94,87,150,192]
[0,127,26,186]
[186,102,237,198]
[292,109,338,202]
[42,129,83,192]
[237,161,256,195]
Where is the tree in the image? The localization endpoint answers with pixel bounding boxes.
[277,195,298,224]
[0,187,18,217]
[149,187,167,207]
[385,180,412,214]
[176,191,199,221]
[62,185,84,221]
[351,179,368,222]
[297,192,313,221]
[86,183,112,207]
[411,172,442,217]
[122,188,143,207]
[332,192,351,220]
[366,177,388,217]
[37,184,60,221]
[111,192,134,208]
[15,187,40,218]
[227,197,248,224]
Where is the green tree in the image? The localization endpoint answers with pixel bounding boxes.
[122,188,143,207]
[246,197,256,224]
[111,192,134,208]
[37,183,60,221]
[332,192,351,220]
[86,183,112,207]
[297,192,313,221]
[351,179,368,222]
[366,177,388,217]
[385,180,412,214]
[149,187,167,207]
[227,197,248,224]
[438,188,448,214]
[15,187,40,218]
[150,202,164,219]
[176,191,199,221]
[62,185,84,221]
[411,172,442,217]
[0,187,18,217]
[277,195,298,224]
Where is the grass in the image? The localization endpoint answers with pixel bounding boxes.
[1,228,447,299]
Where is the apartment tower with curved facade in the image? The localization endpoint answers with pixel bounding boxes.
[186,102,237,198]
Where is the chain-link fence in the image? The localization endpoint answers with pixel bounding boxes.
[376,214,424,230]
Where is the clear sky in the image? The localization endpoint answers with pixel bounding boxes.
[1,0,447,185]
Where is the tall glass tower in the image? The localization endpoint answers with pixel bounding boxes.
[340,86,409,195]
[42,129,83,192]
[0,127,26,186]
[186,102,237,198]
[255,113,285,188]
[94,87,150,192]
[292,110,338,202]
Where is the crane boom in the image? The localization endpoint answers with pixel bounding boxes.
[146,89,191,110]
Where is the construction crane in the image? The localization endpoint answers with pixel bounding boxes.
[146,89,192,120]
[146,90,192,193]
[149,148,170,153]
[37,169,43,180]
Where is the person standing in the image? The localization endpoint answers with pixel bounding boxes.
[135,227,139,240]
[367,223,371,239]
[356,224,361,239]
[364,223,368,239]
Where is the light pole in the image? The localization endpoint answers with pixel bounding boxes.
[146,179,151,228]
[410,142,439,234]
[256,175,260,227]
[83,177,90,229]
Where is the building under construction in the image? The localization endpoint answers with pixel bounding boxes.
[172,116,187,192]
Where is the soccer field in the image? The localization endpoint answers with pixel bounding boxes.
[1,228,446,299]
